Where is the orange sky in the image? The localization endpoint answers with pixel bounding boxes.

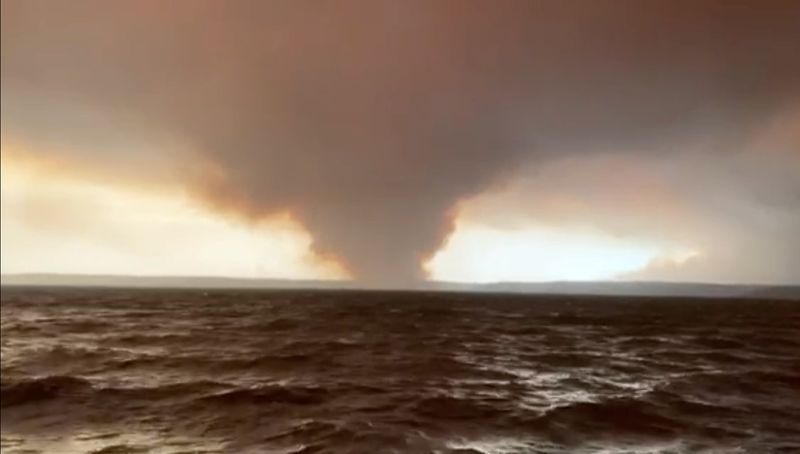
[1,143,349,280]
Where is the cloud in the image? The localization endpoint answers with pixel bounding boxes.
[455,104,800,284]
[3,0,799,284]
[1,150,347,279]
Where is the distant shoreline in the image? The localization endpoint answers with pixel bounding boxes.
[2,273,798,300]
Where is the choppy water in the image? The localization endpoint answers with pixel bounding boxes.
[1,287,799,453]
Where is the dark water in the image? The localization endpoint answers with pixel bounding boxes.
[1,288,799,454]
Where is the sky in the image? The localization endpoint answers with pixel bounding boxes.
[1,0,799,287]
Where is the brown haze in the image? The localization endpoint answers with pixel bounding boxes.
[2,0,800,285]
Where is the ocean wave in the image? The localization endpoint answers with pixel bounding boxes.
[410,394,512,421]
[196,384,332,406]
[3,289,799,453]
[659,369,800,397]
[532,397,681,437]
[1,375,343,412]
[0,376,232,407]
[107,352,322,375]
[1,375,91,407]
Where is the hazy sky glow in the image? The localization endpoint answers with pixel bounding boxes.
[1,148,347,280]
[426,221,669,283]
[2,1,799,286]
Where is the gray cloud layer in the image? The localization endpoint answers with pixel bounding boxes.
[3,1,799,284]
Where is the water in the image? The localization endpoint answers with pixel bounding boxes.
[1,287,799,453]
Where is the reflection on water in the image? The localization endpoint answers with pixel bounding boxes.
[1,287,799,453]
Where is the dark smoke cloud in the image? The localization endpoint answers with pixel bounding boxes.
[2,0,799,284]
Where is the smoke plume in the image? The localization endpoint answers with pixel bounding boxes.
[3,1,799,284]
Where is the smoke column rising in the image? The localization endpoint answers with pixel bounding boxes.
[2,1,799,285]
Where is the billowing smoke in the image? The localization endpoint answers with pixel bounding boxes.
[3,1,799,284]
